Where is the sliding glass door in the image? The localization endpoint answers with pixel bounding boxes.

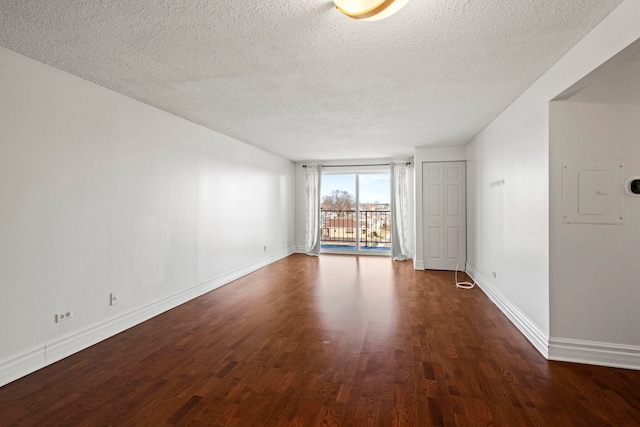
[320,171,390,254]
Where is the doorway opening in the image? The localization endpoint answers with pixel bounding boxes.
[320,171,391,255]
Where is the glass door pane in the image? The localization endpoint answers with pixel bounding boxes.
[358,173,391,252]
[320,174,356,251]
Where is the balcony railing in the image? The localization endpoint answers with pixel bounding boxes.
[320,209,391,249]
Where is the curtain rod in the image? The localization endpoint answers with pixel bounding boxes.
[302,162,411,168]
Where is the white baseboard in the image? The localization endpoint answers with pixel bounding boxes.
[452,264,640,371]
[413,260,425,270]
[465,264,549,358]
[0,345,47,387]
[549,338,640,370]
[0,247,296,388]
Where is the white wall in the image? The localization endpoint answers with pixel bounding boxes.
[549,60,640,366]
[413,146,466,269]
[294,159,414,254]
[465,93,550,353]
[464,0,640,358]
[0,47,295,386]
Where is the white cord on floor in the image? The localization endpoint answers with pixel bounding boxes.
[455,264,475,289]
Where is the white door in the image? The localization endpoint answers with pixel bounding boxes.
[423,162,466,270]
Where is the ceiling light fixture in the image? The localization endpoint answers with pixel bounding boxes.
[334,0,409,21]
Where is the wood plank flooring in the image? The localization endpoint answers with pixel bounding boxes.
[1,254,639,426]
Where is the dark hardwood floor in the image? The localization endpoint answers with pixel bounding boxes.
[1,254,639,426]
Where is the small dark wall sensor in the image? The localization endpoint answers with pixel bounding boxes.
[627,177,640,196]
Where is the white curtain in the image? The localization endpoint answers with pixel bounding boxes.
[390,162,411,261]
[305,164,322,256]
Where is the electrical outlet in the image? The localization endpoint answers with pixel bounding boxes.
[492,272,497,278]
[264,245,267,251]
[110,292,119,306]
[55,309,74,323]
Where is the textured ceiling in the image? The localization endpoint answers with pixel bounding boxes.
[0,0,625,161]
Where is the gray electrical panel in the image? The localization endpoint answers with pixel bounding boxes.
[562,160,624,224]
